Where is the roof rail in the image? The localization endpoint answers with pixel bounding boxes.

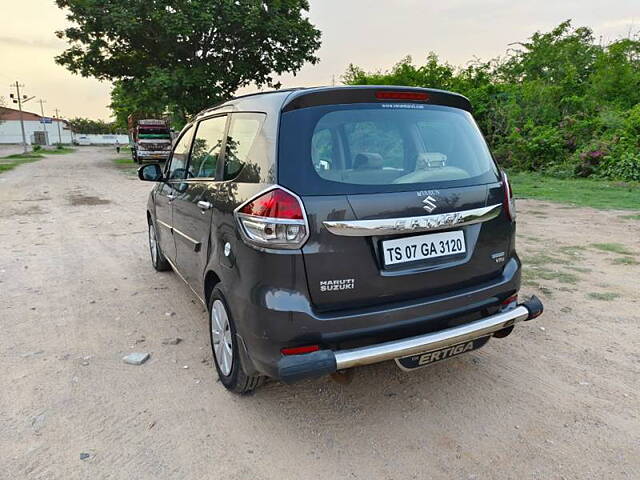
[194,87,307,118]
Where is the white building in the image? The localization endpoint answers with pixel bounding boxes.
[75,133,130,145]
[0,107,74,145]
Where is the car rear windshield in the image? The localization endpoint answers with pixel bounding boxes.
[278,103,499,195]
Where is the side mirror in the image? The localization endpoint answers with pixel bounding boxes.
[138,163,164,182]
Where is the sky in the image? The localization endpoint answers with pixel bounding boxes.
[0,0,637,121]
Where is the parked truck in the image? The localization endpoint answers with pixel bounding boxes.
[127,115,172,164]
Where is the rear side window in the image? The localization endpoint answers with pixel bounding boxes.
[223,113,265,180]
[279,104,499,194]
[190,115,227,178]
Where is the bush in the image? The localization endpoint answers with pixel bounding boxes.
[32,144,42,152]
[598,152,640,181]
[503,123,565,171]
[344,21,640,182]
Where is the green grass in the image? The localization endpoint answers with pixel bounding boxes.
[3,152,44,160]
[557,245,585,260]
[612,257,639,265]
[112,155,138,176]
[43,147,75,155]
[509,172,640,210]
[0,156,43,173]
[522,266,580,285]
[566,265,592,273]
[590,243,634,255]
[587,292,621,301]
[522,252,570,266]
[113,156,135,165]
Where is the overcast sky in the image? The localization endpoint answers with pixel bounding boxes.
[0,0,637,120]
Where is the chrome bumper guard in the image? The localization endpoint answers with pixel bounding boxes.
[278,296,543,383]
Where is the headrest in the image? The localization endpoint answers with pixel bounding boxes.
[353,152,384,169]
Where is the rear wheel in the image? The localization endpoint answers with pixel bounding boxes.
[148,220,170,271]
[208,288,263,394]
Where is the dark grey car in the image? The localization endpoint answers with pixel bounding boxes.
[138,86,543,393]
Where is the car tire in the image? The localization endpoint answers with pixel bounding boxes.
[148,220,170,271]
[208,288,264,394]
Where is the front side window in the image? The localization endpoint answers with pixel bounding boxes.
[189,115,227,178]
[167,127,194,180]
[223,113,265,180]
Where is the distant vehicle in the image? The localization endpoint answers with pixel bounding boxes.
[138,86,544,394]
[127,115,172,164]
[74,136,91,146]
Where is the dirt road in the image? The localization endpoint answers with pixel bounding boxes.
[1,147,638,479]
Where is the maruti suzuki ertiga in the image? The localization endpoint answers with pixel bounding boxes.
[138,86,543,393]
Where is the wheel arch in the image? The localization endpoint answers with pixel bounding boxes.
[204,269,221,307]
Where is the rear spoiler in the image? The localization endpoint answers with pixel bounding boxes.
[281,86,472,113]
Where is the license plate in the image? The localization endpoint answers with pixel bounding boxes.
[395,336,491,371]
[382,230,466,266]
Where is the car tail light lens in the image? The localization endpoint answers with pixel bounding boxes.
[501,170,516,221]
[375,91,429,101]
[235,187,309,249]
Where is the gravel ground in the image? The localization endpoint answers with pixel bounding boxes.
[1,147,638,479]
[0,144,29,157]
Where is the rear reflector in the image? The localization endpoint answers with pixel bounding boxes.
[500,294,518,312]
[281,345,320,356]
[375,91,429,101]
[501,294,518,306]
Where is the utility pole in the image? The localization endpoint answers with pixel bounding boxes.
[9,81,29,153]
[54,108,63,145]
[37,99,48,146]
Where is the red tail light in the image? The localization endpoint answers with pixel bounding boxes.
[281,345,320,356]
[239,188,303,219]
[375,91,429,101]
[235,187,309,249]
[501,171,516,221]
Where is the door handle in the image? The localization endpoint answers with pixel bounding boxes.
[197,200,213,211]
[167,194,176,201]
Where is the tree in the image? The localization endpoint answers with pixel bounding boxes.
[342,21,640,181]
[55,0,321,123]
[67,117,119,134]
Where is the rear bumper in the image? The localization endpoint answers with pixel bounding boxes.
[277,296,543,383]
[137,150,170,160]
[231,256,522,379]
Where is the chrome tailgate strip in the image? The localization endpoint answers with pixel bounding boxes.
[323,204,502,237]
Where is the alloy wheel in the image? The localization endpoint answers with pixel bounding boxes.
[149,223,158,266]
[211,299,233,376]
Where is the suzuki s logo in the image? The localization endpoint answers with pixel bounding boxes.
[422,195,437,213]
